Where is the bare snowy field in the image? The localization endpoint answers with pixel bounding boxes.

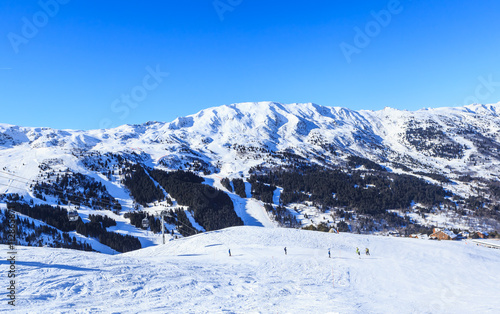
[1,226,499,313]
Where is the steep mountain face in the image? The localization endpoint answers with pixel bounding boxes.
[1,101,500,249]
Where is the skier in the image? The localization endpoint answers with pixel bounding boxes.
[356,247,360,257]
[365,248,370,256]
[228,249,231,257]
[328,248,331,258]
[284,247,287,255]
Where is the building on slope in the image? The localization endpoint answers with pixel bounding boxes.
[430,228,457,240]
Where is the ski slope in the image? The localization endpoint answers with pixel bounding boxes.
[2,226,499,313]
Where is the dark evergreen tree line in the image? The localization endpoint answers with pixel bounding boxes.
[0,210,93,251]
[248,179,275,204]
[263,203,300,228]
[72,219,140,253]
[32,172,121,211]
[175,208,197,237]
[347,155,386,171]
[149,169,243,231]
[122,163,165,205]
[89,214,117,228]
[414,171,451,183]
[220,178,233,192]
[7,202,141,253]
[250,167,451,216]
[7,202,76,232]
[232,178,247,198]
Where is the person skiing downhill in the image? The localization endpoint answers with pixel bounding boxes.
[328,248,331,258]
[284,247,287,255]
[365,248,370,256]
[228,249,231,257]
[356,247,360,256]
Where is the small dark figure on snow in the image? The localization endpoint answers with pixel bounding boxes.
[356,247,360,256]
[284,247,287,255]
[328,248,331,258]
[365,248,370,256]
[228,249,231,257]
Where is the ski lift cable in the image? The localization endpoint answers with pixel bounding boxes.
[153,209,199,234]
[0,182,31,192]
[0,171,199,233]
[0,170,34,181]
[1,182,200,235]
[0,172,121,209]
[0,175,33,185]
[0,169,169,210]
[0,169,140,209]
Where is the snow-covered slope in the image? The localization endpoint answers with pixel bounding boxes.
[2,226,499,313]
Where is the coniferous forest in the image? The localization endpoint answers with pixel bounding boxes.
[149,169,243,231]
[122,163,165,205]
[248,179,276,204]
[0,209,93,251]
[250,166,451,216]
[6,202,141,253]
[232,178,247,198]
[32,172,122,212]
[220,178,233,192]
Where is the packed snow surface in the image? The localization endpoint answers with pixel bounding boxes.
[2,226,499,313]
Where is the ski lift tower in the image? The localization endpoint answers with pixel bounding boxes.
[156,208,173,244]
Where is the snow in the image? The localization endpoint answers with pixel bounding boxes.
[227,187,276,228]
[204,174,275,228]
[239,198,276,228]
[2,226,499,313]
[184,208,206,232]
[272,187,282,205]
[471,238,500,249]
[443,229,458,239]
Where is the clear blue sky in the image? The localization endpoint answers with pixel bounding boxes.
[1,0,500,130]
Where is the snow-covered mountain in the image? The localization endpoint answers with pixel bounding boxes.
[2,101,500,192]
[1,101,500,251]
[2,101,500,177]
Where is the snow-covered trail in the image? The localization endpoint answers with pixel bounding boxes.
[273,187,282,206]
[1,226,499,313]
[229,195,276,228]
[206,175,275,228]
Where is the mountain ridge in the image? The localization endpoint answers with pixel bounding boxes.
[2,100,500,181]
